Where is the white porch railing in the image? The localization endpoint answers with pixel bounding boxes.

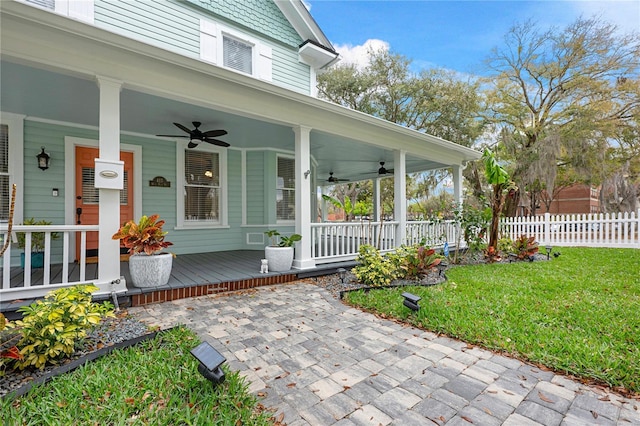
[501,211,640,248]
[405,220,458,247]
[311,221,399,263]
[0,224,99,300]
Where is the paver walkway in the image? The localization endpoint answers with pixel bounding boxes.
[128,282,640,425]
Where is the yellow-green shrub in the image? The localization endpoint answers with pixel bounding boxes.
[352,245,399,286]
[14,284,114,369]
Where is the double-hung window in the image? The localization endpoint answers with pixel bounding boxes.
[276,156,295,222]
[223,35,253,75]
[178,144,227,228]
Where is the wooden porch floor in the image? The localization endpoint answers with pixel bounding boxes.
[1,250,356,312]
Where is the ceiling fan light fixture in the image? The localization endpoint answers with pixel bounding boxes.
[157,121,230,148]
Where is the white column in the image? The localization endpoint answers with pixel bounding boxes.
[452,164,464,208]
[96,76,124,288]
[373,178,381,221]
[393,150,407,247]
[292,126,315,269]
[451,164,465,250]
[320,186,327,222]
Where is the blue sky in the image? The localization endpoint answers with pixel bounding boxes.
[305,1,640,75]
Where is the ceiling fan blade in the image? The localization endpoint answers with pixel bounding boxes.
[203,138,230,148]
[188,141,199,148]
[157,134,189,138]
[203,129,227,137]
[327,173,349,183]
[173,122,193,134]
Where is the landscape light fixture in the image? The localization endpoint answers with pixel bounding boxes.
[36,147,50,171]
[190,341,226,385]
[402,292,421,311]
[337,268,346,283]
[436,262,448,277]
[545,245,553,260]
[508,253,518,263]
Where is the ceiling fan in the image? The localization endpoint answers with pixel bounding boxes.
[378,162,394,175]
[326,172,349,183]
[157,121,229,148]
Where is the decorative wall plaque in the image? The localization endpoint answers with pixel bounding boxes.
[149,176,171,187]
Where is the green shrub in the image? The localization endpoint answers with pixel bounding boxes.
[389,244,442,280]
[497,236,514,255]
[352,245,399,286]
[14,284,114,369]
[460,205,491,252]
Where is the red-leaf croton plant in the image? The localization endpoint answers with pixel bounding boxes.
[112,214,173,255]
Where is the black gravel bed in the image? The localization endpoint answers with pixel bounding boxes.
[312,269,447,299]
[1,313,150,400]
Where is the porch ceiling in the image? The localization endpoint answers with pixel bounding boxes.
[0,1,480,183]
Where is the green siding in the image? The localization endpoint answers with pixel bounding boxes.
[272,46,310,94]
[23,120,95,224]
[95,0,200,57]
[264,151,277,225]
[185,0,302,48]
[246,151,265,225]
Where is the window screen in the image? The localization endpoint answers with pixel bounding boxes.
[184,150,220,222]
[223,35,252,74]
[277,157,295,221]
[0,125,8,221]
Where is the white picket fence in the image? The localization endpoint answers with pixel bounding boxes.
[501,211,640,248]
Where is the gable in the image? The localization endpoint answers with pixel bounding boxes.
[185,0,303,48]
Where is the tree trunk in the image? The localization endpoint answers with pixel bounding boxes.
[489,184,505,250]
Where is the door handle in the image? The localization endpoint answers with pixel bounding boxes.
[76,207,82,224]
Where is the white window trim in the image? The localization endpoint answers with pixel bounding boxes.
[276,154,295,225]
[200,19,272,81]
[54,0,95,24]
[176,142,228,229]
[0,112,25,224]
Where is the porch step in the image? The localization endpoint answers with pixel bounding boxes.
[296,261,357,279]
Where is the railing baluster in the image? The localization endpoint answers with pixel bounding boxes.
[62,232,70,283]
[2,233,10,289]
[43,232,51,285]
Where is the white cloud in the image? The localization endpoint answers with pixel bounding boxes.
[333,39,389,69]
[570,0,640,34]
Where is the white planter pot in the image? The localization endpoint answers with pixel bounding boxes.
[128,252,173,288]
[264,246,294,272]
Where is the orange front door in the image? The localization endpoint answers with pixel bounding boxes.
[75,146,134,261]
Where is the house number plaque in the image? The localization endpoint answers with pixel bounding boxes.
[149,176,171,187]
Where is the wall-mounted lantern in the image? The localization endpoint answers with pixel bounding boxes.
[36,147,50,171]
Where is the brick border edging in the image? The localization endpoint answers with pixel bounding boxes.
[130,274,298,306]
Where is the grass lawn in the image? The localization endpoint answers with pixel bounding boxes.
[344,247,640,395]
[1,326,274,425]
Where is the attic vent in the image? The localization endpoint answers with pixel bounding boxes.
[223,35,252,74]
[246,233,265,245]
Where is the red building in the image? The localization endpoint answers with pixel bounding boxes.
[538,184,601,215]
